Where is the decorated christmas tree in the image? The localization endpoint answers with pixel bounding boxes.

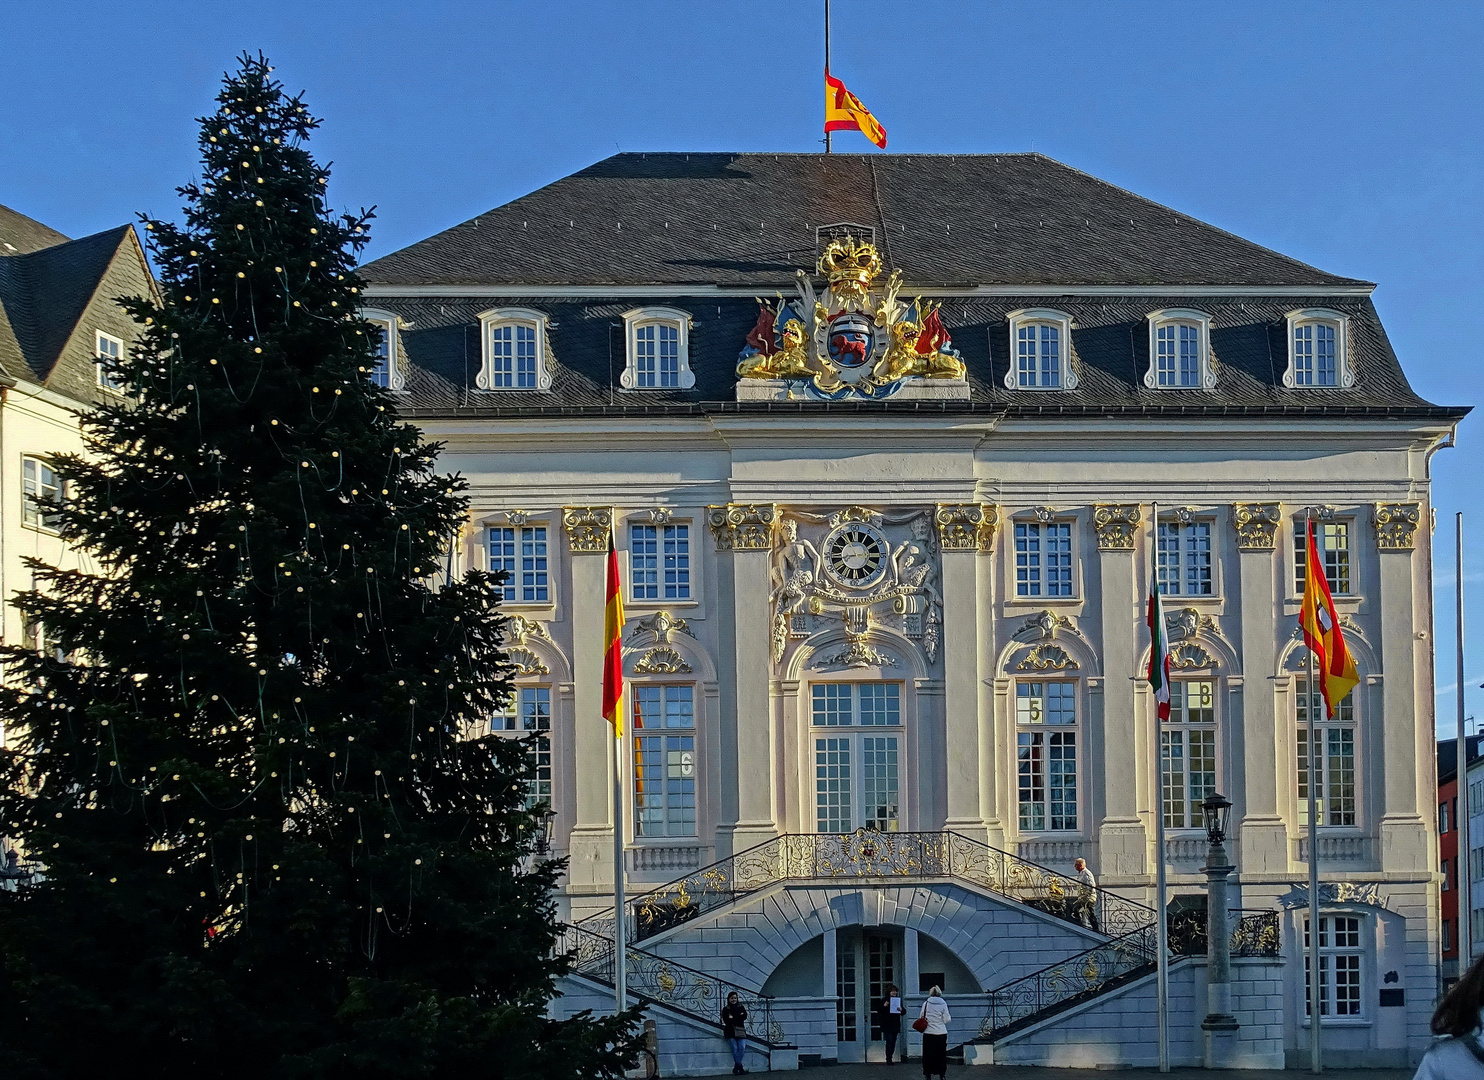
[0,54,637,1080]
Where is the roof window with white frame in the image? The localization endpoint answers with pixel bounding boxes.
[360,309,404,391]
[621,307,694,391]
[1145,309,1215,390]
[1284,309,1353,390]
[478,308,553,391]
[1005,309,1078,390]
[95,330,125,392]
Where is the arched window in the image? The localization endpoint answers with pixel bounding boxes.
[1005,309,1078,390]
[1145,309,1215,390]
[622,307,695,390]
[360,309,403,390]
[1284,309,1353,389]
[477,308,553,391]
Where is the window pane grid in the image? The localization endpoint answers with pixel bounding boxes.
[662,524,690,598]
[630,525,659,599]
[815,737,852,833]
[1017,681,1077,831]
[489,527,517,601]
[1304,917,1364,1018]
[1015,522,1072,597]
[1158,521,1213,596]
[861,736,899,831]
[369,324,390,388]
[1297,678,1356,827]
[1294,522,1351,594]
[22,457,60,529]
[490,687,551,806]
[1017,323,1061,388]
[520,526,549,602]
[1155,323,1201,388]
[633,686,696,837]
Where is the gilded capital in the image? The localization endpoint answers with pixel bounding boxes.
[1231,503,1282,551]
[935,503,998,552]
[562,506,613,553]
[1093,504,1142,551]
[707,503,777,551]
[1374,502,1421,551]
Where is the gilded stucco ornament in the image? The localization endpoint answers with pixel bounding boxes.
[1093,504,1142,550]
[1231,503,1282,550]
[1013,610,1073,643]
[1168,642,1215,671]
[634,646,693,675]
[935,504,999,552]
[505,614,551,646]
[1373,502,1421,551]
[708,503,777,551]
[562,507,612,552]
[1015,643,1080,672]
[508,647,550,678]
[734,235,966,400]
[628,610,695,646]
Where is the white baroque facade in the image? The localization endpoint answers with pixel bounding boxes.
[362,153,1465,1070]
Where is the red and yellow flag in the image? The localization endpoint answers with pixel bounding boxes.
[825,72,887,149]
[602,529,625,736]
[1299,520,1359,717]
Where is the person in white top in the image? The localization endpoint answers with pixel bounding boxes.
[917,987,951,1080]
[1073,857,1101,933]
[1415,951,1484,1079]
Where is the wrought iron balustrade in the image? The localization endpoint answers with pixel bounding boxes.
[1169,907,1282,959]
[579,828,1157,946]
[558,924,784,1047]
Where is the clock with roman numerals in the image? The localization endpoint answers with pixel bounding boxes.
[822,522,889,590]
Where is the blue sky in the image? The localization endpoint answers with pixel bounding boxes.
[3,0,1481,736]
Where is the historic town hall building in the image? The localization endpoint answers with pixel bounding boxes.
[360,153,1464,1071]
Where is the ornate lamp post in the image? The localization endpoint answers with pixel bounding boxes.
[1201,792,1240,1067]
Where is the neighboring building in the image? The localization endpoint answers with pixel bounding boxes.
[1467,748,1484,972]
[1436,735,1482,986]
[0,205,154,743]
[360,153,1467,1071]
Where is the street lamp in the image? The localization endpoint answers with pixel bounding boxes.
[1201,791,1239,1068]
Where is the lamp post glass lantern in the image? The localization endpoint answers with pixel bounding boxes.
[1203,792,1232,847]
[1201,791,1239,1067]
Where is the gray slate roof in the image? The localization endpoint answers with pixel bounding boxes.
[362,153,1368,289]
[0,202,70,256]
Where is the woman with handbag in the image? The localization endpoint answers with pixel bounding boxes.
[720,991,749,1075]
[915,986,951,1080]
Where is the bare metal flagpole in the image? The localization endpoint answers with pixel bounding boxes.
[1459,512,1472,963]
[823,0,832,154]
[1307,510,1322,1073]
[614,723,627,1011]
[1151,501,1170,1073]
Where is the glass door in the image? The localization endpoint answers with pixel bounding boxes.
[812,682,903,833]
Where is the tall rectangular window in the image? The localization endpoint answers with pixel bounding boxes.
[635,324,681,388]
[491,323,538,389]
[96,331,125,391]
[1297,677,1357,827]
[1294,521,1351,595]
[1015,521,1073,597]
[1017,323,1061,388]
[1016,681,1077,831]
[1305,916,1364,1018]
[633,685,696,837]
[630,523,690,600]
[1161,680,1217,828]
[369,324,391,388]
[1155,323,1201,388]
[519,526,549,602]
[491,686,551,807]
[489,527,518,602]
[1158,521,1213,596]
[22,457,61,530]
[1295,323,1338,387]
[812,682,903,832]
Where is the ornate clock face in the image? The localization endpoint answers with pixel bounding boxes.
[823,523,889,590]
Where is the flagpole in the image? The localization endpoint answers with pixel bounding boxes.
[1458,511,1472,964]
[1151,501,1170,1073]
[823,0,832,153]
[614,724,627,1012]
[1307,510,1322,1074]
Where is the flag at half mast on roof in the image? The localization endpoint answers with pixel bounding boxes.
[1299,519,1359,717]
[602,529,625,737]
[825,72,887,149]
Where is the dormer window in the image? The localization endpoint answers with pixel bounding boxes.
[1284,310,1353,389]
[1145,310,1214,390]
[477,308,553,391]
[1005,309,1078,390]
[361,309,404,391]
[621,307,695,390]
[95,330,124,392]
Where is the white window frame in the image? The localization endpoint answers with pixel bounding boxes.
[1296,674,1359,829]
[809,681,905,834]
[486,521,554,606]
[627,520,693,602]
[1293,517,1354,597]
[1157,516,1216,597]
[621,307,694,390]
[1004,309,1078,390]
[21,455,62,532]
[1303,914,1367,1022]
[491,685,552,808]
[1015,679,1080,833]
[95,330,125,392]
[1283,309,1353,390]
[631,683,699,839]
[1144,309,1215,389]
[477,308,553,391]
[361,309,405,391]
[1161,679,1219,830]
[1011,517,1077,600]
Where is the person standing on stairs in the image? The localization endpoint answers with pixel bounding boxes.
[1074,857,1101,932]
[916,986,951,1080]
[721,991,749,1075]
[878,984,904,1064]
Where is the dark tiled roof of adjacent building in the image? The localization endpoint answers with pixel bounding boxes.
[362,153,1369,289]
[0,202,70,256]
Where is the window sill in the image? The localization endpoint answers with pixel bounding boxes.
[1004,597,1082,607]
[500,601,556,611]
[21,522,63,537]
[626,598,700,609]
[1300,1018,1370,1029]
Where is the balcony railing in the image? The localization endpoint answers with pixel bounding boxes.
[580,828,1157,946]
[1169,907,1282,959]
